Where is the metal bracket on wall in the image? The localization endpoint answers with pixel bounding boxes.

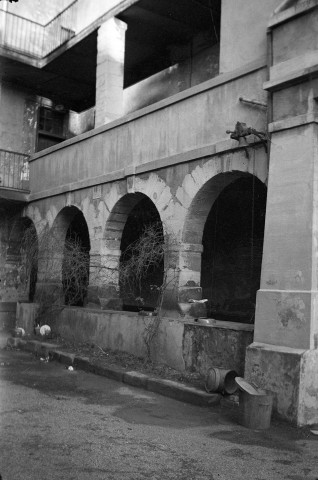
[226,121,268,159]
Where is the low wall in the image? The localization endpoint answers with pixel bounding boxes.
[183,321,254,376]
[16,304,254,374]
[16,302,39,333]
[0,302,17,333]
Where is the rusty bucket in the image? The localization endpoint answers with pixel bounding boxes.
[205,368,238,394]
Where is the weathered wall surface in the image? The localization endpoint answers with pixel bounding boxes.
[16,303,252,374]
[68,107,95,137]
[254,124,318,350]
[124,44,219,114]
[272,80,318,122]
[29,65,267,197]
[245,1,318,426]
[0,83,37,154]
[272,7,318,65]
[245,343,302,424]
[0,211,29,331]
[16,302,39,333]
[183,322,253,376]
[0,302,16,332]
[219,0,280,73]
[246,343,318,426]
[75,0,133,34]
[26,146,268,259]
[0,84,25,151]
[6,0,72,23]
[24,140,268,318]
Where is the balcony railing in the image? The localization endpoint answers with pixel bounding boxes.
[0,0,77,58]
[0,149,30,190]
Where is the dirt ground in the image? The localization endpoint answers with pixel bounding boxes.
[30,333,206,390]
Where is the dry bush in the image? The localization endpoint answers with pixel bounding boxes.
[22,221,180,359]
[119,222,180,359]
[21,226,90,323]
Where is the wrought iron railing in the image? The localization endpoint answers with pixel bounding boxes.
[0,0,77,58]
[0,149,30,190]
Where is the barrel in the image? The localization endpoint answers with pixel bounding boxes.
[205,368,238,394]
[238,389,273,429]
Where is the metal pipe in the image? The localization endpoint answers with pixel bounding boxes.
[239,97,267,108]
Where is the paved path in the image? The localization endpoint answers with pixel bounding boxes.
[0,348,317,480]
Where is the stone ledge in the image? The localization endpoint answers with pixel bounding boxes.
[30,57,266,163]
[185,320,254,332]
[268,0,318,29]
[29,139,265,202]
[264,63,318,92]
[270,51,318,83]
[269,113,318,133]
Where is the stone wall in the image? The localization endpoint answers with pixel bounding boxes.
[183,322,254,376]
[16,303,253,375]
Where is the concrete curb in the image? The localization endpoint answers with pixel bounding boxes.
[7,337,221,407]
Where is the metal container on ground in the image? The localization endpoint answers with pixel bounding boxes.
[236,381,273,429]
[205,368,238,394]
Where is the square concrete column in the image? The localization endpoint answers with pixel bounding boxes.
[245,122,318,425]
[173,243,207,318]
[177,243,203,301]
[95,17,127,127]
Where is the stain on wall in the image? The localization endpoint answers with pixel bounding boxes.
[183,323,253,376]
[23,98,38,155]
[277,295,306,329]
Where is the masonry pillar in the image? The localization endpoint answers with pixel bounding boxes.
[243,2,318,426]
[87,246,122,310]
[35,238,64,306]
[245,121,318,425]
[95,17,127,128]
[174,243,206,317]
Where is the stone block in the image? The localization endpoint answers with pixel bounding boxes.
[244,342,318,426]
[99,297,123,311]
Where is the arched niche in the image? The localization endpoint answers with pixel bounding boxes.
[104,193,164,311]
[182,172,267,323]
[40,206,91,307]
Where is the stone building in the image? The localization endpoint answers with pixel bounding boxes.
[0,0,317,425]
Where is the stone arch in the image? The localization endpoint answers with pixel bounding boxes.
[93,192,164,310]
[179,170,267,322]
[183,171,246,246]
[104,192,148,251]
[36,205,91,307]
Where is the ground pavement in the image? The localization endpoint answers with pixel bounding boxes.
[0,335,318,480]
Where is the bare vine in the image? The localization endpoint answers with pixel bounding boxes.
[21,221,180,361]
[120,222,180,360]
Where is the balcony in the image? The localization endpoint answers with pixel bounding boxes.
[0,149,29,203]
[0,0,78,59]
[29,60,268,200]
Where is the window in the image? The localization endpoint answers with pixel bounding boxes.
[37,106,66,152]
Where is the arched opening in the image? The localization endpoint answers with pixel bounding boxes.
[201,176,267,323]
[61,208,90,306]
[119,196,164,311]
